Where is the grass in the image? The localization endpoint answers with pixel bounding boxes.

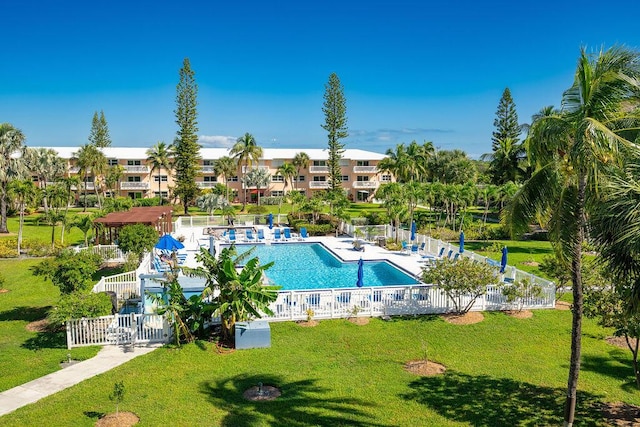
[0,259,101,392]
[0,310,635,426]
[0,213,89,247]
[465,240,554,277]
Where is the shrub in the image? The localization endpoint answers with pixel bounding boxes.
[364,211,388,225]
[122,252,141,272]
[247,205,268,214]
[258,196,283,206]
[32,250,103,294]
[117,224,158,261]
[351,217,368,226]
[76,195,99,208]
[501,278,544,312]
[304,224,333,236]
[133,197,162,207]
[22,239,59,257]
[47,291,113,328]
[0,239,18,258]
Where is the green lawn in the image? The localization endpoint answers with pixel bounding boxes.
[0,213,90,247]
[0,259,101,392]
[465,240,554,277]
[0,310,633,426]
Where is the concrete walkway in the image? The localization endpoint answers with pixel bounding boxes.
[0,343,161,417]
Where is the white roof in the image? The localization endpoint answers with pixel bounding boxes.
[31,146,387,161]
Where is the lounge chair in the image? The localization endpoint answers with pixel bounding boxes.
[446,249,453,259]
[452,253,460,262]
[401,241,409,254]
[436,247,445,258]
[274,229,282,241]
[257,229,265,241]
[153,258,169,273]
[283,228,292,241]
[418,242,426,253]
[245,229,256,242]
[228,229,237,243]
[299,227,308,240]
[410,243,419,255]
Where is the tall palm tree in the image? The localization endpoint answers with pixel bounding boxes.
[292,152,310,191]
[230,133,263,210]
[9,179,37,254]
[213,156,237,201]
[146,141,173,204]
[74,144,105,212]
[277,162,296,196]
[0,123,27,233]
[481,137,527,185]
[242,168,270,206]
[378,143,409,183]
[505,46,640,426]
[25,148,66,213]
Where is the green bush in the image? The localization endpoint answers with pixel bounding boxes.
[0,239,18,258]
[47,291,113,328]
[22,238,60,257]
[76,194,98,208]
[351,217,368,226]
[117,224,158,260]
[304,224,333,236]
[133,197,162,207]
[247,205,268,214]
[32,250,103,294]
[257,196,283,206]
[365,211,388,225]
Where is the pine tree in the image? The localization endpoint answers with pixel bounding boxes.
[173,58,201,214]
[321,73,348,192]
[492,88,520,151]
[89,110,111,148]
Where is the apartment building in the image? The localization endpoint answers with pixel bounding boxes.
[42,147,392,203]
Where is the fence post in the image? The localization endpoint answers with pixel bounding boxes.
[66,321,72,349]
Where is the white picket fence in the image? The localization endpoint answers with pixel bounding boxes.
[66,313,170,349]
[75,244,126,263]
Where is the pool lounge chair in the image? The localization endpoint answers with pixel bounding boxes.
[299,227,308,240]
[245,229,256,242]
[283,228,292,241]
[436,247,446,258]
[418,242,426,254]
[257,229,265,241]
[410,243,419,255]
[274,229,282,241]
[401,241,409,254]
[228,229,237,243]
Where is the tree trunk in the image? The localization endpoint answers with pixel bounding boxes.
[0,183,8,233]
[83,174,88,212]
[564,174,586,427]
[18,202,24,254]
[158,170,162,205]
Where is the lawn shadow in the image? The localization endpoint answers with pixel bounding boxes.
[384,314,441,323]
[200,374,386,427]
[400,371,605,426]
[0,306,51,322]
[22,330,67,350]
[582,352,637,389]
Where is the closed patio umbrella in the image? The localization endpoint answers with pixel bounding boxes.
[155,234,184,251]
[410,220,417,242]
[268,213,273,230]
[356,258,364,287]
[500,246,508,273]
[459,231,465,253]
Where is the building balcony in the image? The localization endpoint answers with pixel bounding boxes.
[120,182,150,190]
[309,166,329,173]
[309,181,330,189]
[200,166,216,173]
[82,183,95,190]
[352,181,378,189]
[196,182,219,189]
[353,166,378,173]
[68,167,81,174]
[241,165,269,173]
[123,165,150,173]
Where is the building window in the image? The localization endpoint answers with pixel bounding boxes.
[128,192,142,199]
[313,176,327,182]
[312,160,326,166]
[341,175,349,182]
[203,176,217,182]
[356,160,370,166]
[381,174,392,182]
[294,175,305,182]
[127,176,141,182]
[271,190,284,197]
[154,191,169,198]
[271,159,284,167]
[153,175,168,182]
[108,159,119,166]
[203,160,214,166]
[127,160,142,166]
[228,176,239,182]
[272,175,284,182]
[356,176,369,182]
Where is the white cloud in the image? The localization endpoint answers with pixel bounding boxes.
[198,135,236,148]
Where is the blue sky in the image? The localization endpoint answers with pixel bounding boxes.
[2,1,640,158]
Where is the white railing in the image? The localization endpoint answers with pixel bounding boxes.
[123,165,150,173]
[76,244,126,263]
[309,166,329,173]
[309,181,329,189]
[241,165,269,173]
[66,313,170,349]
[353,166,378,173]
[92,271,139,300]
[200,166,216,173]
[352,181,377,189]
[120,182,150,190]
[196,182,219,188]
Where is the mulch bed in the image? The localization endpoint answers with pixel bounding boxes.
[404,360,447,376]
[606,336,638,350]
[601,402,640,426]
[297,320,319,327]
[442,312,484,325]
[26,319,49,332]
[555,301,571,311]
[95,412,139,426]
[0,289,9,294]
[505,310,533,319]
[347,317,370,325]
[243,385,282,401]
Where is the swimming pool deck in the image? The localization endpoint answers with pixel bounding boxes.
[174,226,428,280]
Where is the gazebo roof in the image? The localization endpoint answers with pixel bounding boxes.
[93,206,173,227]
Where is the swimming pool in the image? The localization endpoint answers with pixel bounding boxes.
[228,242,419,290]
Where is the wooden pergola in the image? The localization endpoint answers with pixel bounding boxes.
[93,206,174,244]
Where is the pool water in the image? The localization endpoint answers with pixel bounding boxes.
[228,243,419,290]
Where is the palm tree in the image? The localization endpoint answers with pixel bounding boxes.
[378,143,409,183]
[74,144,105,211]
[230,133,263,210]
[375,182,407,243]
[292,152,310,191]
[146,142,172,205]
[242,168,270,206]
[213,156,236,201]
[481,137,527,185]
[9,179,37,254]
[25,148,66,213]
[276,162,297,215]
[0,123,27,233]
[505,46,640,426]
[72,215,94,247]
[104,165,124,198]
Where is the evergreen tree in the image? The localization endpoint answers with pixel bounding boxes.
[492,88,520,150]
[173,58,201,214]
[321,73,348,192]
[89,110,111,148]
[487,88,524,185]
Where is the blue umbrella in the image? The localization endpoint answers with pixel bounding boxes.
[500,246,508,273]
[410,220,417,242]
[459,231,465,253]
[268,213,273,230]
[155,234,184,251]
[356,258,364,287]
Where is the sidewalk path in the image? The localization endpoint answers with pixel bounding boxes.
[0,344,161,417]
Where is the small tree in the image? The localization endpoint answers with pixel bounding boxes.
[71,215,93,247]
[422,257,499,314]
[500,277,543,312]
[47,291,113,329]
[109,381,125,415]
[117,224,158,261]
[32,250,103,294]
